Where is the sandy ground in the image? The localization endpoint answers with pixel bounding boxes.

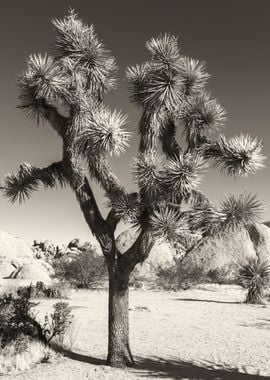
[3,284,270,380]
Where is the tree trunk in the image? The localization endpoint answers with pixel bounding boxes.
[107,272,134,368]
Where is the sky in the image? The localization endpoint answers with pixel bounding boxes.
[0,0,270,244]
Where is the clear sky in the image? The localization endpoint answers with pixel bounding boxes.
[0,0,270,244]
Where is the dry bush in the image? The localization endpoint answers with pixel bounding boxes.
[53,251,107,289]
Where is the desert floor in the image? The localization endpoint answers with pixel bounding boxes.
[4,284,270,380]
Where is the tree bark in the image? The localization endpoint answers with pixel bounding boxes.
[107,271,134,368]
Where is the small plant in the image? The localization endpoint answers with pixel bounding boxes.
[239,258,270,304]
[44,302,73,344]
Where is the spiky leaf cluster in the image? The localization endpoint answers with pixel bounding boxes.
[133,151,164,198]
[188,203,224,236]
[150,206,190,244]
[165,153,205,199]
[180,57,210,96]
[126,34,186,111]
[2,163,66,203]
[219,192,263,231]
[239,258,270,304]
[145,33,181,70]
[17,54,71,122]
[189,192,263,237]
[52,10,117,97]
[179,93,226,147]
[109,192,142,222]
[206,134,265,176]
[76,107,130,157]
[127,63,183,111]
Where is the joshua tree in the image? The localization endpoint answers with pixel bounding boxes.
[239,258,270,304]
[1,10,266,367]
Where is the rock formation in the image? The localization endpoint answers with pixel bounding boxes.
[116,223,270,285]
[0,231,53,287]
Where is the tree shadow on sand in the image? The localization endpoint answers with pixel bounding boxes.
[52,345,269,379]
[51,344,106,366]
[241,318,270,330]
[175,298,240,304]
[132,356,269,379]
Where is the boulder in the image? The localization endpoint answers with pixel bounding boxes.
[183,224,270,273]
[68,238,81,249]
[0,231,53,288]
[116,224,270,285]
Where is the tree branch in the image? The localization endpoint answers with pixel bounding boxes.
[39,101,68,138]
[138,110,160,154]
[1,161,66,203]
[89,157,126,200]
[159,117,181,158]
[119,228,154,274]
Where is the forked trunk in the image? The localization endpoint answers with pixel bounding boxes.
[107,272,134,368]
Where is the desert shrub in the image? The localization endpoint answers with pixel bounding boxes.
[0,291,44,347]
[0,291,73,350]
[156,259,208,290]
[17,281,71,299]
[207,263,238,284]
[156,260,239,291]
[238,258,270,304]
[44,302,73,343]
[156,265,179,291]
[53,251,107,288]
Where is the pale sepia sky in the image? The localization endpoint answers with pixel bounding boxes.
[0,0,269,244]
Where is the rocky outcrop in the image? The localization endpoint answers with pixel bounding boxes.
[183,224,270,271]
[116,224,270,285]
[0,231,52,286]
[32,237,102,263]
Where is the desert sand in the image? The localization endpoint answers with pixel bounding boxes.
[4,285,270,380]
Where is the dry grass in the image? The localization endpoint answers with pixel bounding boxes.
[0,339,57,375]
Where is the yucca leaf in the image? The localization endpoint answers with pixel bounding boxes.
[219,192,263,231]
[179,92,226,147]
[206,134,266,176]
[239,258,270,304]
[133,151,164,198]
[52,10,117,96]
[76,107,130,156]
[150,206,190,243]
[180,57,210,96]
[109,192,142,222]
[146,33,181,70]
[2,162,66,203]
[165,153,205,198]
